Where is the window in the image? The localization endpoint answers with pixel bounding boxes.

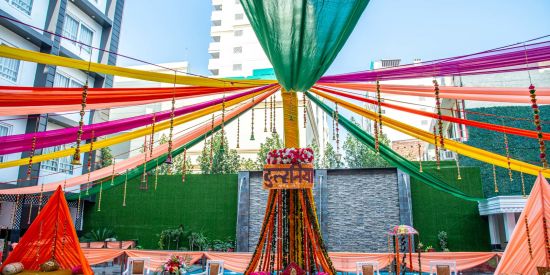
[233,64,242,71]
[54,73,84,88]
[213,4,222,11]
[0,55,20,82]
[63,14,94,53]
[0,123,11,162]
[212,36,220,42]
[233,46,242,54]
[210,52,220,59]
[212,20,221,26]
[8,0,33,15]
[235,13,244,20]
[234,30,243,36]
[41,145,74,174]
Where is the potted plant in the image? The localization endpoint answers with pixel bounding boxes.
[162,255,191,274]
[425,245,435,252]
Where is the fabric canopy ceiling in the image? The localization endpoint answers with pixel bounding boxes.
[240,0,369,92]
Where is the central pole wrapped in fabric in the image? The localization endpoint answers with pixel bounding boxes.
[281,89,300,147]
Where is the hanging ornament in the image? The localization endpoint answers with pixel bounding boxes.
[502,125,513,181]
[433,79,445,149]
[110,158,116,186]
[270,95,274,133]
[236,117,240,149]
[97,181,103,212]
[374,118,380,154]
[376,80,383,134]
[76,191,81,221]
[525,217,533,259]
[332,106,336,141]
[272,96,277,133]
[221,95,226,151]
[433,126,440,170]
[37,183,44,215]
[85,130,95,195]
[209,114,215,171]
[455,154,462,180]
[303,92,307,129]
[26,119,40,181]
[529,84,547,167]
[264,98,268,132]
[141,135,148,186]
[165,73,177,165]
[154,159,159,191]
[122,169,128,207]
[72,83,88,165]
[182,148,187,184]
[417,143,423,172]
[250,97,256,141]
[521,171,526,198]
[335,103,340,153]
[149,114,156,158]
[493,164,499,193]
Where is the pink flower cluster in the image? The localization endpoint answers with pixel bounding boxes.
[163,255,186,274]
[251,272,270,275]
[266,148,314,164]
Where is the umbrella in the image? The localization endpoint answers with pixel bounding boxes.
[388,225,418,235]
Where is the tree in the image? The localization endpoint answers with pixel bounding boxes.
[321,142,344,168]
[240,158,260,171]
[99,147,113,167]
[308,142,321,168]
[256,132,284,166]
[197,132,240,174]
[343,120,391,168]
[155,134,193,175]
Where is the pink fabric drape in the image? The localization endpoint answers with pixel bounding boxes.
[124,250,204,271]
[495,174,550,274]
[408,252,498,272]
[82,249,125,265]
[328,252,393,272]
[204,252,253,273]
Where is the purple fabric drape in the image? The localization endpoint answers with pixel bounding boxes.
[319,41,550,82]
[0,84,275,155]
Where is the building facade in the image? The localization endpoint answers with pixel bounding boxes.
[0,0,125,238]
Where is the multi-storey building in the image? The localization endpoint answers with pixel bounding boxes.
[0,0,125,236]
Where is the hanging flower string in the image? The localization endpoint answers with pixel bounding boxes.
[165,73,177,165]
[271,95,275,133]
[27,195,33,224]
[455,154,462,180]
[529,84,547,168]
[236,117,240,149]
[221,95,226,150]
[501,121,514,181]
[332,106,336,141]
[250,97,256,141]
[85,130,95,195]
[433,79,445,149]
[26,119,40,180]
[150,114,156,158]
[110,158,116,186]
[374,117,380,154]
[525,217,533,259]
[335,103,340,154]
[303,92,307,128]
[493,164,499,193]
[11,194,20,228]
[521,171,526,198]
[417,143,423,173]
[72,52,93,165]
[122,169,128,207]
[142,135,148,185]
[154,159,159,191]
[209,114,215,171]
[97,181,103,212]
[37,183,44,215]
[182,148,187,184]
[264,98,268,132]
[376,80,383,134]
[433,126,440,170]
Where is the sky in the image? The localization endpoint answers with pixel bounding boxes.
[117,0,550,76]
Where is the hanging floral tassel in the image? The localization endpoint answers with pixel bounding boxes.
[303,92,307,128]
[154,159,159,191]
[455,154,462,180]
[209,114,215,171]
[502,129,513,181]
[141,135,148,186]
[85,130,95,195]
[521,171,526,198]
[418,143,423,172]
[525,217,533,259]
[236,117,240,149]
[250,97,256,141]
[26,136,37,181]
[123,169,128,207]
[221,95,226,151]
[376,80,383,134]
[433,79,445,149]
[433,126,440,170]
[97,181,103,212]
[72,82,89,165]
[374,118,380,154]
[165,74,177,165]
[150,114,156,158]
[110,158,116,186]
[332,106,336,141]
[264,98,268,132]
[335,103,340,153]
[529,84,547,167]
[182,148,187,184]
[76,191,81,220]
[272,96,277,134]
[493,164,499,193]
[37,183,44,215]
[271,95,275,133]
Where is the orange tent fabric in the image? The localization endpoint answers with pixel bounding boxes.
[407,252,497,272]
[81,249,125,266]
[204,252,253,272]
[495,174,550,274]
[1,186,92,274]
[124,250,203,271]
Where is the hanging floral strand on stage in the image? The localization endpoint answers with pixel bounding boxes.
[493,164,499,193]
[154,159,159,191]
[270,95,275,133]
[525,217,533,259]
[376,80,383,135]
[27,195,33,224]
[335,103,340,153]
[521,171,526,198]
[250,97,256,140]
[141,135,148,188]
[433,126,440,170]
[122,169,128,207]
[110,158,116,186]
[374,117,380,154]
[26,119,39,181]
[417,143,423,172]
[149,114,156,158]
[165,72,178,165]
[97,181,103,212]
[37,183,44,215]
[85,130,95,195]
[209,113,215,171]
[332,105,336,141]
[221,95,226,151]
[182,148,187,184]
[72,51,93,165]
[11,194,20,228]
[529,84,547,168]
[237,117,240,149]
[303,92,307,128]
[502,122,513,181]
[433,79,445,149]
[264,98,268,132]
[455,154,462,180]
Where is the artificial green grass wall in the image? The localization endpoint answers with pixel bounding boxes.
[83,174,238,249]
[411,162,491,251]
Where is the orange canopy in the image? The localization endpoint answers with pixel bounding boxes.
[1,186,92,274]
[495,174,550,274]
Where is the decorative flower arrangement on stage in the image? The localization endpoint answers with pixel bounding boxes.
[263,148,315,190]
[163,255,190,274]
[266,148,314,164]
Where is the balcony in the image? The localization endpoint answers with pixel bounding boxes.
[208,42,220,52]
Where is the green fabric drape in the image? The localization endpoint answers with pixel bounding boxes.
[240,0,369,92]
[306,92,482,202]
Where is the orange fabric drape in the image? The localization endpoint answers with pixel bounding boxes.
[320,82,550,104]
[328,252,393,272]
[106,241,136,249]
[408,252,498,272]
[81,249,125,266]
[204,252,253,273]
[495,174,550,274]
[124,250,204,272]
[0,186,92,274]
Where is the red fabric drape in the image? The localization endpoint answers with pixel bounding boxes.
[1,186,92,274]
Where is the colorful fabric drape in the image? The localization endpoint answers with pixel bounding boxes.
[0,89,276,195]
[240,0,369,91]
[315,86,550,140]
[0,86,277,169]
[495,174,550,274]
[319,83,550,104]
[1,186,92,274]
[204,252,253,273]
[319,40,550,82]
[306,91,481,201]
[124,250,204,271]
[0,45,274,88]
[408,252,497,272]
[0,85,275,155]
[309,89,550,179]
[328,252,393,272]
[82,249,125,266]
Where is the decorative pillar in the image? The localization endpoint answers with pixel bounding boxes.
[502,212,517,243]
[488,214,502,250]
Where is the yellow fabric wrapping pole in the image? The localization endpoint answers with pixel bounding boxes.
[281,89,300,148]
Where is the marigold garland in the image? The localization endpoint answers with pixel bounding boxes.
[72,81,88,165]
[529,84,547,167]
[417,143,423,173]
[97,181,103,212]
[149,114,156,158]
[521,171,526,198]
[250,97,256,141]
[525,216,533,259]
[376,80,383,134]
[433,79,445,149]
[502,127,513,181]
[165,73,177,165]
[493,164,499,193]
[26,135,37,181]
[433,126,440,170]
[85,130,95,195]
[37,183,44,215]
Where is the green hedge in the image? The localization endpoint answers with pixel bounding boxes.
[411,162,490,251]
[83,174,238,249]
[461,105,550,198]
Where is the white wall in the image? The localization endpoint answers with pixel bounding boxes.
[61,2,103,62]
[0,0,50,32]
[86,0,108,15]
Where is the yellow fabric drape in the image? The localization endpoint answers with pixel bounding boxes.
[0,88,276,169]
[0,45,275,88]
[281,90,300,147]
[310,88,550,178]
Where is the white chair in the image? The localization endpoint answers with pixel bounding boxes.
[429,260,457,275]
[356,261,380,275]
[197,260,224,275]
[122,257,151,275]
